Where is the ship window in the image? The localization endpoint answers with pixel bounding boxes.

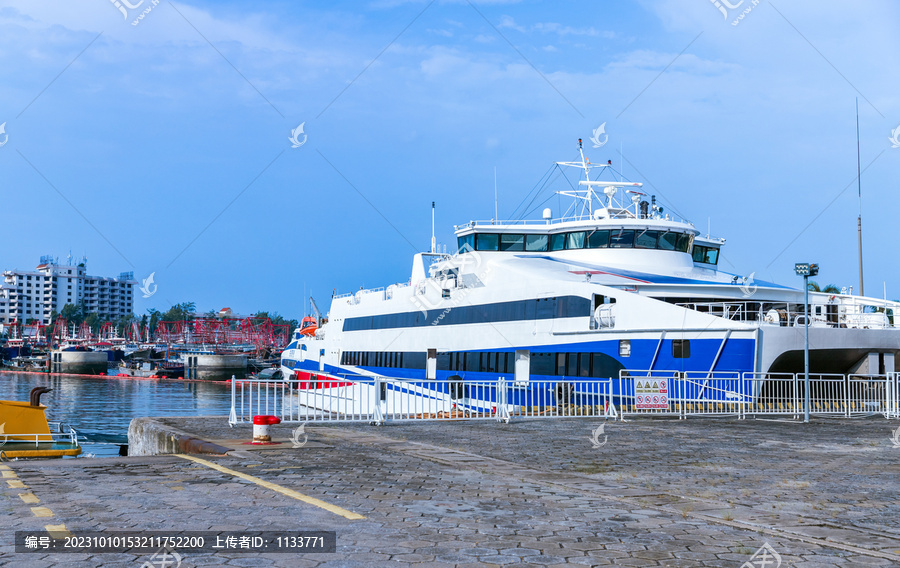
[586,230,609,248]
[549,233,566,251]
[565,353,577,377]
[475,233,499,251]
[673,339,691,358]
[578,353,590,377]
[636,230,659,249]
[556,353,566,375]
[692,245,719,265]
[525,234,548,252]
[609,229,635,248]
[499,234,525,251]
[658,231,677,251]
[619,340,631,357]
[530,352,554,376]
[566,232,586,249]
[457,234,475,253]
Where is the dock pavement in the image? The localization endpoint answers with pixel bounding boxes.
[2,416,899,567]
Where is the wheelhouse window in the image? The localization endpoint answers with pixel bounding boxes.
[499,233,525,251]
[475,233,499,251]
[457,234,475,252]
[658,231,677,251]
[635,230,659,249]
[609,229,635,248]
[565,231,586,250]
[692,245,719,265]
[525,234,548,251]
[549,233,566,251]
[586,230,609,248]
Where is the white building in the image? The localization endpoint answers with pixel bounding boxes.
[0,255,136,325]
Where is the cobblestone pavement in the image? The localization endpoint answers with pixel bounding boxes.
[2,415,899,567]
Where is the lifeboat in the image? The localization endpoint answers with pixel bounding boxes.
[298,316,318,337]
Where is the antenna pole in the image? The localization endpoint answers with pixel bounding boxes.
[856,98,864,296]
[494,167,498,220]
[431,201,436,254]
[577,138,591,215]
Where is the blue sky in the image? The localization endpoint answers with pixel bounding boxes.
[1,0,898,319]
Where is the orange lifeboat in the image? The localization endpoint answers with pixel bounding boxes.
[299,316,317,337]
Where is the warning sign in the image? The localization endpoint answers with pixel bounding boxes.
[634,378,669,409]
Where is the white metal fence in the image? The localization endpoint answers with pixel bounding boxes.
[615,370,899,419]
[228,370,900,426]
[229,374,616,425]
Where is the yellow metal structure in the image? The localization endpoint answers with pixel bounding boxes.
[0,391,81,458]
[0,400,52,442]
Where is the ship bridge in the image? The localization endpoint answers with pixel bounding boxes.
[450,141,724,269]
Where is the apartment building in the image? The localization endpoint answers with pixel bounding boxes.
[0,255,136,325]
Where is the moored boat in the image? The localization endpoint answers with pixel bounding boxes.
[279,140,900,413]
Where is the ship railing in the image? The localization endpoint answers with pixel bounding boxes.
[229,374,616,425]
[455,211,695,229]
[615,370,898,419]
[0,425,78,448]
[677,299,897,329]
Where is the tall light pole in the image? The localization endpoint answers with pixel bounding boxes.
[795,263,819,423]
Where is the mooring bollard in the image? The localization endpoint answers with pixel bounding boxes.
[252,415,281,444]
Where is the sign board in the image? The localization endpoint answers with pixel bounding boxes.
[634,378,668,409]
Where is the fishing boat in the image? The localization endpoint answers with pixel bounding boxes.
[278,140,900,413]
[0,387,81,458]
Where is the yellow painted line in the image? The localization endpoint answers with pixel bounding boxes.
[31,507,53,518]
[0,465,10,470]
[45,524,73,539]
[176,454,365,520]
[6,480,26,489]
[1,470,16,479]
[19,493,40,504]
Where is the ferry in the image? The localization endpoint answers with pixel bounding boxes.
[279,140,900,412]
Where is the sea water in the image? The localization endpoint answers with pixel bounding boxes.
[0,372,233,458]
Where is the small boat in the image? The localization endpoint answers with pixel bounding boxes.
[0,387,81,459]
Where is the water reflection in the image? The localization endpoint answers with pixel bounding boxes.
[0,372,232,457]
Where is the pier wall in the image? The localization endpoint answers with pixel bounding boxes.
[184,354,248,381]
[50,351,108,375]
[127,417,231,456]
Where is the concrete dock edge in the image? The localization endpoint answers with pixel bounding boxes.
[127,417,231,456]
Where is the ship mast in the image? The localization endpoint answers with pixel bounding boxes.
[856,99,864,296]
